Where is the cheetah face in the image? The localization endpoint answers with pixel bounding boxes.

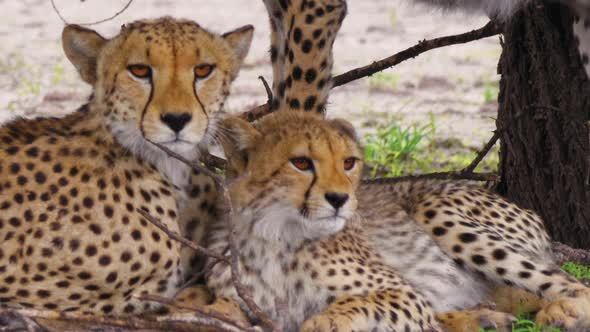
[62,17,253,160]
[220,112,363,241]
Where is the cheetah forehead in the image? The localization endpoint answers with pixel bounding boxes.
[121,17,214,46]
[98,17,236,71]
[253,112,362,159]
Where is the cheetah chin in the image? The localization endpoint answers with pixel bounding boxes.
[110,121,201,188]
[246,205,349,243]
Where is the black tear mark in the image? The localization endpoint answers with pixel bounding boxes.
[139,75,155,138]
[193,76,210,137]
[300,169,317,218]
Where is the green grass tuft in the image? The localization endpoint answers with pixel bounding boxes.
[479,313,562,332]
[562,262,590,280]
[483,83,498,104]
[363,115,434,177]
[362,115,499,178]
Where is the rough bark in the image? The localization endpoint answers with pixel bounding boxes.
[497,0,590,248]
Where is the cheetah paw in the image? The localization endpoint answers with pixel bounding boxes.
[438,308,516,332]
[535,291,590,330]
[300,314,353,332]
[169,285,212,311]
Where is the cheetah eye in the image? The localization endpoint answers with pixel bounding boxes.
[194,64,215,79]
[343,157,357,171]
[128,64,152,79]
[291,157,314,171]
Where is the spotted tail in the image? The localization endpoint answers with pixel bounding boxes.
[261,0,347,115]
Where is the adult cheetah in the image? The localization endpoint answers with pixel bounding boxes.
[0,17,253,315]
[203,0,590,331]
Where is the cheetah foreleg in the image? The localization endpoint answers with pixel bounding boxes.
[300,288,442,332]
[436,308,516,332]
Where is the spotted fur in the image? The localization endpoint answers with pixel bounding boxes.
[0,17,253,315]
[359,179,590,330]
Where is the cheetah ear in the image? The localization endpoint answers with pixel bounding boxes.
[218,116,261,174]
[62,25,108,85]
[329,118,359,142]
[222,25,254,77]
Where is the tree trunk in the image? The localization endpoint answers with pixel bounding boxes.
[497,0,590,248]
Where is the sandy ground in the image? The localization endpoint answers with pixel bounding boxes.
[0,0,501,147]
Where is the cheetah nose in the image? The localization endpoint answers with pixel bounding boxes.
[160,112,192,133]
[325,192,349,209]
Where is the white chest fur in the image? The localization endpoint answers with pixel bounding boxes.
[364,210,488,312]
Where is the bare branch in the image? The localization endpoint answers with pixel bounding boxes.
[149,142,223,184]
[239,103,271,122]
[149,142,281,332]
[462,131,500,174]
[0,308,183,332]
[137,294,257,332]
[2,300,255,332]
[156,314,248,332]
[137,209,228,264]
[227,221,280,331]
[332,20,502,88]
[366,172,499,185]
[259,76,273,103]
[50,0,134,26]
[552,241,590,266]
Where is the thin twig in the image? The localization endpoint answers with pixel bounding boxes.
[259,76,273,103]
[50,0,135,26]
[238,77,273,122]
[227,219,280,332]
[156,314,246,332]
[148,141,223,184]
[137,294,256,332]
[462,131,500,174]
[552,241,590,266]
[365,172,499,185]
[137,209,228,263]
[17,313,43,332]
[212,175,280,331]
[149,142,281,332]
[239,103,271,122]
[0,308,182,332]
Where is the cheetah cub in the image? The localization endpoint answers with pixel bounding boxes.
[0,17,252,315]
[206,111,442,332]
[207,111,590,332]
